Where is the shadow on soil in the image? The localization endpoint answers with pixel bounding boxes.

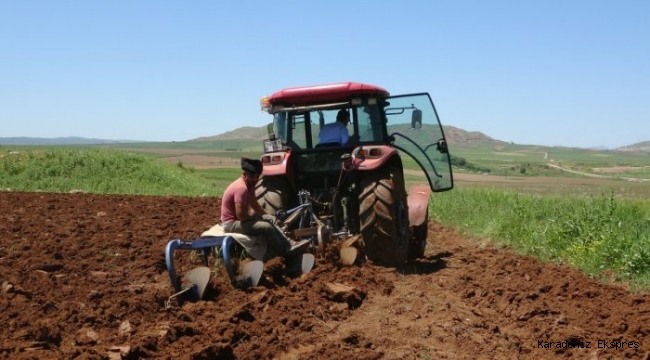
[399,250,453,275]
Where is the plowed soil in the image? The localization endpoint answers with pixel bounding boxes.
[2,191,650,360]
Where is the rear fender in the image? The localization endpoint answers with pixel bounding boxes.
[351,145,398,171]
[260,151,294,188]
[260,151,291,176]
[407,185,430,226]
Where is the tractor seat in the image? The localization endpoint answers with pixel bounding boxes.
[201,224,267,261]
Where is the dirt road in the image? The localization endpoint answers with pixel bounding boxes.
[1,192,649,359]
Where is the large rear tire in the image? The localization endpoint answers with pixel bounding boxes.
[359,169,409,266]
[255,176,292,216]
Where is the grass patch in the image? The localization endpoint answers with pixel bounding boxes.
[430,188,650,289]
[0,148,218,196]
[195,168,243,194]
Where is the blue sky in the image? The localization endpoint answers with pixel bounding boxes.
[1,1,648,148]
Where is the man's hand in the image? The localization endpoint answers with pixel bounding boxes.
[261,214,277,225]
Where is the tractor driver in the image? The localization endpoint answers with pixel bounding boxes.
[220,157,309,257]
[318,109,353,146]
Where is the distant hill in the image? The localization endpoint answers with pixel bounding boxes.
[616,141,650,152]
[193,126,268,141]
[441,125,500,144]
[2,129,647,153]
[196,125,650,153]
[193,125,501,145]
[0,137,145,145]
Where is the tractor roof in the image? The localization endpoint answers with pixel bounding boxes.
[266,82,389,106]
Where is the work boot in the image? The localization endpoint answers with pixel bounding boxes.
[288,239,310,254]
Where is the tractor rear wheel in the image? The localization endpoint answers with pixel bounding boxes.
[255,176,292,216]
[359,169,409,266]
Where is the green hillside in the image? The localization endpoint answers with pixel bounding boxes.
[0,148,219,196]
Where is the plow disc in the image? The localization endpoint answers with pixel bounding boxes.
[165,266,211,308]
[301,253,315,273]
[340,246,358,266]
[235,260,264,287]
[339,235,362,266]
[184,266,211,301]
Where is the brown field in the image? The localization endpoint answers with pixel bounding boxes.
[2,191,650,359]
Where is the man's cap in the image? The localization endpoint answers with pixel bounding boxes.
[241,157,263,174]
[337,109,350,122]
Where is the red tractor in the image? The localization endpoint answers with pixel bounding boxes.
[256,82,453,266]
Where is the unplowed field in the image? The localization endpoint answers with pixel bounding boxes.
[1,192,649,359]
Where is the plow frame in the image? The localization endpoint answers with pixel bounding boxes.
[165,236,239,295]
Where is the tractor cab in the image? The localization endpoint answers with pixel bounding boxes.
[257,82,453,266]
[260,82,453,193]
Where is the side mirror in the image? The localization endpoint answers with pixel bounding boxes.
[411,109,422,129]
[436,139,448,154]
[266,123,274,137]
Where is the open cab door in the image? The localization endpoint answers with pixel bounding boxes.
[385,93,453,192]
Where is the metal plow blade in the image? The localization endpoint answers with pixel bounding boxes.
[236,260,264,288]
[340,246,358,266]
[301,253,315,274]
[340,234,361,266]
[184,266,211,301]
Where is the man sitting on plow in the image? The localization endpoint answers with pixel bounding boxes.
[217,157,309,260]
